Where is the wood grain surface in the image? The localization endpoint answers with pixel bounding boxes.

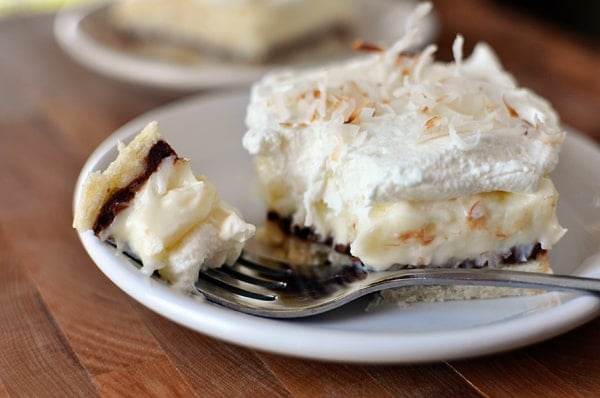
[0,0,598,396]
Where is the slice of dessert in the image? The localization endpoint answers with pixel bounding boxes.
[110,0,354,62]
[242,4,566,301]
[73,121,255,290]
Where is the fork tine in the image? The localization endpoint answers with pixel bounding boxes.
[238,251,293,278]
[219,264,287,290]
[197,268,277,301]
[238,253,369,299]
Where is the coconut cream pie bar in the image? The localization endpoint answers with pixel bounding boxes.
[73,122,255,290]
[243,4,566,300]
[110,0,354,62]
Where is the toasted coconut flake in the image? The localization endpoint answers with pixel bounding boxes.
[396,227,435,246]
[352,40,383,53]
[424,115,441,130]
[506,104,519,117]
[467,201,487,228]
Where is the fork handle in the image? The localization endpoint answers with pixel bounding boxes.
[374,269,600,295]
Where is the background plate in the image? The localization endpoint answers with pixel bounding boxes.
[55,0,438,90]
[75,91,600,363]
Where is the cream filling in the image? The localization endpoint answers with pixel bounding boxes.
[280,177,565,270]
[102,156,255,289]
[111,0,354,59]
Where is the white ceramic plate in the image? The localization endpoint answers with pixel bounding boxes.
[54,0,437,90]
[75,91,600,364]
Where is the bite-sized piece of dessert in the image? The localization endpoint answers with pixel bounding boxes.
[110,0,354,62]
[243,4,566,300]
[73,121,255,290]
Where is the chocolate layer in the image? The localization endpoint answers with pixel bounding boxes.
[93,140,177,235]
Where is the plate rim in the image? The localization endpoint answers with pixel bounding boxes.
[75,90,600,364]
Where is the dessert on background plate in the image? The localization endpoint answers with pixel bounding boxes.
[242,2,567,302]
[73,121,255,290]
[110,0,355,63]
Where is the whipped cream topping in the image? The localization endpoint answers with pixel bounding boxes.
[243,4,565,206]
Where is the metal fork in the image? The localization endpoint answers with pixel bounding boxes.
[196,250,600,318]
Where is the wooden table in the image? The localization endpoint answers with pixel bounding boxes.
[1,1,598,396]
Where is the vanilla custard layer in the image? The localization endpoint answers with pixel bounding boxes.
[275,177,565,270]
[103,156,255,289]
[112,0,353,60]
